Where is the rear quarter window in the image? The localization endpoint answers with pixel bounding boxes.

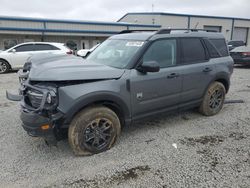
[209,39,229,57]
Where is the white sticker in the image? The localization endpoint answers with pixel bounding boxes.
[126,41,144,47]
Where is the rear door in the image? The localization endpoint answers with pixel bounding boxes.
[178,38,216,105]
[130,39,182,118]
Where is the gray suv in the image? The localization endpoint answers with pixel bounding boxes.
[7,29,234,156]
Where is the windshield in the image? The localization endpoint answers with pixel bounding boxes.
[87,39,144,68]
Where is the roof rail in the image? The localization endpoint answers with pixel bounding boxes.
[156,28,218,34]
[119,29,158,34]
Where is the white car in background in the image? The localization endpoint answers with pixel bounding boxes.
[0,42,73,73]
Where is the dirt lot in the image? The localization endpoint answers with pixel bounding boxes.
[0,67,250,188]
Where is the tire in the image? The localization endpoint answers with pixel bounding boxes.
[199,81,226,116]
[68,106,121,156]
[0,60,10,74]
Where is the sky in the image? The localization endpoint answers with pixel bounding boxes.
[0,0,249,22]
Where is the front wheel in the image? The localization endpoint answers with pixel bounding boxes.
[0,60,10,74]
[199,81,226,116]
[68,106,121,156]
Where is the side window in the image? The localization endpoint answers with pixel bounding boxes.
[34,44,59,51]
[14,44,35,52]
[180,38,206,64]
[209,39,229,57]
[143,39,176,68]
[204,39,220,58]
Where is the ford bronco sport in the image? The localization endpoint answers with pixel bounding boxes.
[7,29,234,156]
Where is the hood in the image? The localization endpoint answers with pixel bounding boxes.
[28,56,125,81]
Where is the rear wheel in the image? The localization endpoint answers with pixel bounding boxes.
[68,106,121,156]
[0,60,10,74]
[199,82,226,116]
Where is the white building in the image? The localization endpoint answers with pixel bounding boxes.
[118,12,250,45]
[1,12,250,50]
[0,16,160,50]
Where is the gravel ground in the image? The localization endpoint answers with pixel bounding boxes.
[0,67,250,188]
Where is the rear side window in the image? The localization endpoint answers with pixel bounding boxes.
[180,38,206,64]
[34,44,59,51]
[204,39,220,58]
[209,39,229,57]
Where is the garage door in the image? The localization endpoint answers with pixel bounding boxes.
[232,27,248,43]
[204,25,222,32]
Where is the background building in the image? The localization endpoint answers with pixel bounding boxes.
[0,16,161,50]
[118,12,250,45]
[1,12,250,51]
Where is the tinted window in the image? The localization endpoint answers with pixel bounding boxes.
[210,39,229,57]
[143,39,176,68]
[204,39,220,58]
[180,38,206,64]
[15,44,35,52]
[34,44,59,51]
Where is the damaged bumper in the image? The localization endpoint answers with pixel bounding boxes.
[6,80,64,144]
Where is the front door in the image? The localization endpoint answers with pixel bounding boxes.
[10,43,35,68]
[130,39,182,118]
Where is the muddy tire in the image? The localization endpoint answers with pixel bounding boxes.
[68,106,121,156]
[0,60,11,74]
[199,81,226,116]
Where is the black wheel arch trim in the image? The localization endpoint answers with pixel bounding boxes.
[60,92,131,127]
[202,72,230,98]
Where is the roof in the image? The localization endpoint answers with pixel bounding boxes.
[0,15,161,28]
[110,32,155,40]
[118,12,250,22]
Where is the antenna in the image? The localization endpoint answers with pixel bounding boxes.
[194,22,199,29]
[152,3,155,24]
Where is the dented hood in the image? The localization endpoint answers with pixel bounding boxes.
[28,56,125,81]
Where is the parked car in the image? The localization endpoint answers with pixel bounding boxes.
[77,44,100,58]
[0,42,73,74]
[7,29,234,156]
[228,40,245,51]
[230,45,250,65]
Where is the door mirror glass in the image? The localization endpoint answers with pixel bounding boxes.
[138,61,160,73]
[10,49,16,53]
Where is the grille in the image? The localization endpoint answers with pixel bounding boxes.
[26,89,43,109]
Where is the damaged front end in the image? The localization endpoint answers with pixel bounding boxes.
[6,70,65,145]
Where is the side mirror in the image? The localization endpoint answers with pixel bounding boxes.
[9,49,16,53]
[138,61,160,73]
[77,49,89,58]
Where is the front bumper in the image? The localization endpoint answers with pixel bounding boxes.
[7,81,64,143]
[20,106,64,144]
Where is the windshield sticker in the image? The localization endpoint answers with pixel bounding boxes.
[126,41,144,47]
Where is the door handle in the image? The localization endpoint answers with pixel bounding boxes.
[203,67,213,73]
[167,73,179,79]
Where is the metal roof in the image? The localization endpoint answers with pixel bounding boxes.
[0,15,161,28]
[118,12,250,22]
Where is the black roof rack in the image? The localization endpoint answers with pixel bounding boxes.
[119,29,158,34]
[156,28,218,34]
[118,28,218,35]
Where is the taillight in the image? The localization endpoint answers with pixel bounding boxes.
[241,52,250,57]
[66,50,73,55]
